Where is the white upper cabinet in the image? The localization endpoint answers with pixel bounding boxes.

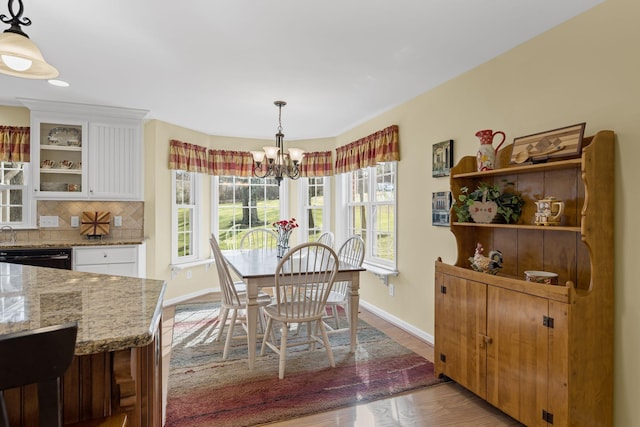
[88,121,142,199]
[21,99,148,201]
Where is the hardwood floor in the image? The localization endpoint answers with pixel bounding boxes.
[161,294,522,426]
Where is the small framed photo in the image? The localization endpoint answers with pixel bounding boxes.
[509,122,586,164]
[432,139,454,177]
[432,191,452,227]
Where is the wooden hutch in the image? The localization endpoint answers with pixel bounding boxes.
[434,130,614,426]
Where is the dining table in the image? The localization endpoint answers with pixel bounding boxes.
[222,248,365,370]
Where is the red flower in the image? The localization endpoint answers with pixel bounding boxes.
[273,217,298,232]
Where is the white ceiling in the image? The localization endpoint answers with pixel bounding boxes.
[0,0,602,141]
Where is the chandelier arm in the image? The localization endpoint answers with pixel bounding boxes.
[252,164,271,179]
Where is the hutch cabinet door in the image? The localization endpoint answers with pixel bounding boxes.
[486,287,549,426]
[435,273,487,399]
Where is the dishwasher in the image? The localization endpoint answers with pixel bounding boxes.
[0,248,73,270]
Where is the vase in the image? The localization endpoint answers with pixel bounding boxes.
[276,230,291,258]
[475,129,506,171]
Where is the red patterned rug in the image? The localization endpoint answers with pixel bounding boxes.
[165,302,443,426]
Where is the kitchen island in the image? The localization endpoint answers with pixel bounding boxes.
[0,262,166,426]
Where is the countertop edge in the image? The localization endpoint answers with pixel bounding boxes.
[74,280,167,355]
[0,239,146,249]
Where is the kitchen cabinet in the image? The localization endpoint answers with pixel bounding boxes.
[435,130,614,426]
[30,116,88,198]
[73,244,144,278]
[21,99,148,201]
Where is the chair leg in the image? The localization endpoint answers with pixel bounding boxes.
[333,305,341,329]
[216,307,229,342]
[307,321,316,351]
[317,319,335,368]
[222,309,238,360]
[260,317,273,356]
[279,323,289,379]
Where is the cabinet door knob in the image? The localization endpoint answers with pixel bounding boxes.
[478,334,492,348]
[103,253,108,258]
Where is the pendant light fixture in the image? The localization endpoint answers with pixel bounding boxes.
[0,0,58,79]
[251,101,304,186]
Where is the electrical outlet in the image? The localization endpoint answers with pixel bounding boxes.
[114,216,123,227]
[389,283,395,296]
[70,216,80,227]
[186,269,192,279]
[39,215,59,228]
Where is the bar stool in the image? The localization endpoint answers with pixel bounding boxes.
[0,322,127,427]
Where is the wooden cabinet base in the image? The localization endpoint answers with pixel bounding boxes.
[3,326,161,426]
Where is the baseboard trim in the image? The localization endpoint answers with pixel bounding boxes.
[163,288,218,307]
[359,300,434,345]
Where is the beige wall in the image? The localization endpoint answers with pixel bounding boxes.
[0,105,29,125]
[342,0,638,425]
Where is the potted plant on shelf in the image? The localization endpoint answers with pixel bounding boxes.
[453,181,524,224]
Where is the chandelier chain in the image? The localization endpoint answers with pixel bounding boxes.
[1,0,32,37]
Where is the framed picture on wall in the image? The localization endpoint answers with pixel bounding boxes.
[432,191,452,227]
[432,139,454,177]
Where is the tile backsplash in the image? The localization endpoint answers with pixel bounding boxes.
[15,201,144,242]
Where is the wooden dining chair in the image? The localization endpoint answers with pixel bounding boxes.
[210,234,273,360]
[324,235,365,330]
[260,242,339,379]
[315,231,335,248]
[239,228,278,250]
[0,322,127,427]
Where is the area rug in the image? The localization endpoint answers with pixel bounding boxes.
[165,302,443,426]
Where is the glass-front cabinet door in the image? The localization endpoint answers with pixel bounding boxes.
[31,118,88,198]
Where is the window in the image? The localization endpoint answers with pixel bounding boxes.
[299,177,330,242]
[172,170,200,263]
[213,176,284,250]
[347,162,397,269]
[0,162,34,228]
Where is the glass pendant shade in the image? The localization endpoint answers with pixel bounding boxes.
[262,146,280,161]
[0,32,58,79]
[288,148,304,163]
[250,151,266,163]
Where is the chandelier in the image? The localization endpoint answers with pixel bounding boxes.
[0,0,58,79]
[251,101,304,186]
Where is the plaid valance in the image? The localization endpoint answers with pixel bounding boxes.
[300,151,333,177]
[207,149,254,177]
[168,139,208,173]
[335,125,400,174]
[0,126,30,163]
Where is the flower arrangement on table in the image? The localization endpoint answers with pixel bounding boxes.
[273,218,299,257]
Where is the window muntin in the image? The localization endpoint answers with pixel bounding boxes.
[347,162,396,268]
[301,177,329,242]
[0,162,33,227]
[215,176,281,250]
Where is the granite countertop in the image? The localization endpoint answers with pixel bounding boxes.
[0,238,146,249]
[0,263,166,355]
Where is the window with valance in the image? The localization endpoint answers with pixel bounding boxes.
[169,142,335,179]
[168,139,208,173]
[334,125,399,174]
[300,151,333,177]
[0,126,30,163]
